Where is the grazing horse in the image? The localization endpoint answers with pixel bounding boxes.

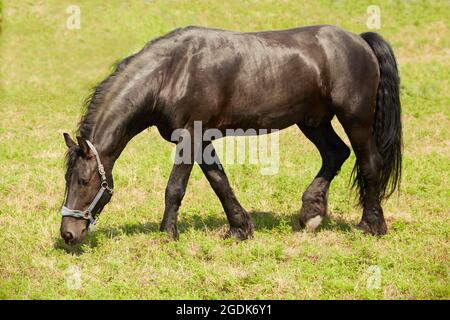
[60,25,402,245]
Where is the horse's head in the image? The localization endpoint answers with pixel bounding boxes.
[61,133,113,245]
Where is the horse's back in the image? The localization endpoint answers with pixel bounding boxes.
[154,25,379,130]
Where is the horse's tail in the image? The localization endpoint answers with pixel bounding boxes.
[357,32,403,202]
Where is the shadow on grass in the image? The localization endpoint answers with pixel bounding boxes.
[317,213,354,232]
[53,221,160,255]
[53,211,354,254]
[250,211,354,233]
[250,211,300,231]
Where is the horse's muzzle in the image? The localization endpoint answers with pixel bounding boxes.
[60,217,88,245]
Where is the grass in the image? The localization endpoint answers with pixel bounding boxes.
[0,0,449,299]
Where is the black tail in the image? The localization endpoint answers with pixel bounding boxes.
[356,32,403,202]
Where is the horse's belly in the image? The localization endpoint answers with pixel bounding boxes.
[220,97,327,131]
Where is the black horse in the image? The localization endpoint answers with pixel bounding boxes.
[61,25,402,245]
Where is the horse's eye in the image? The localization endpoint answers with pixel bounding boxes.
[80,178,90,186]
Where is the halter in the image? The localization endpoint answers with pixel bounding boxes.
[61,140,113,231]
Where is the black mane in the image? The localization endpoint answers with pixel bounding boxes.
[76,54,137,140]
[63,54,137,174]
[75,26,191,141]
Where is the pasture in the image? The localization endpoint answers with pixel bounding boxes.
[0,0,449,299]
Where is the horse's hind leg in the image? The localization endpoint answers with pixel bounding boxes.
[199,142,254,240]
[339,123,387,235]
[298,121,350,231]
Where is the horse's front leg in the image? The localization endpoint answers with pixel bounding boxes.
[199,142,254,240]
[160,162,194,240]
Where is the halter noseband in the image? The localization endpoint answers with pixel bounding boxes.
[61,140,113,231]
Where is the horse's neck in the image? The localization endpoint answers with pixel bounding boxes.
[89,97,155,165]
[84,50,165,165]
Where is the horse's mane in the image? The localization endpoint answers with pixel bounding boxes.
[76,54,137,139]
[65,27,194,173]
[63,51,138,177]
[76,26,191,140]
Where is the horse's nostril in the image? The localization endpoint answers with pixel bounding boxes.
[62,231,74,241]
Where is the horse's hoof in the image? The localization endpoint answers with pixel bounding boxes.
[304,215,323,232]
[168,231,179,241]
[160,225,179,241]
[357,220,387,236]
[299,201,327,232]
[224,226,253,241]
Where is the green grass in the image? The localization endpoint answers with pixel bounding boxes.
[0,0,449,299]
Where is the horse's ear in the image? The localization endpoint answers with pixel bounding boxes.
[63,133,76,149]
[76,136,92,156]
